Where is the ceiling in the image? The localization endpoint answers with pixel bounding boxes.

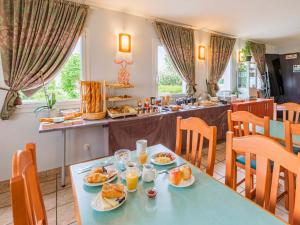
[87,0,300,49]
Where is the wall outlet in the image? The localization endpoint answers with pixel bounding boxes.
[83,144,91,151]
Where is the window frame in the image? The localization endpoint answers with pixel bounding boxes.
[153,39,187,98]
[17,32,87,113]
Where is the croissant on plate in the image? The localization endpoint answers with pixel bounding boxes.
[102,183,125,199]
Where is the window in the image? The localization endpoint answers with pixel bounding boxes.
[21,38,82,102]
[157,45,186,96]
[218,57,232,93]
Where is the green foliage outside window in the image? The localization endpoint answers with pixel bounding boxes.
[158,55,183,95]
[21,53,81,102]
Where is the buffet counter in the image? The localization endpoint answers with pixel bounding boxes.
[108,104,230,154]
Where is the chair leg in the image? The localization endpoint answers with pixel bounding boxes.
[233,165,237,191]
[284,170,289,210]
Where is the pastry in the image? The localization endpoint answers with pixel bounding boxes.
[102,183,125,199]
[86,173,107,183]
[91,167,104,174]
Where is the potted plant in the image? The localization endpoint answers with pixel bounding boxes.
[240,41,252,62]
[34,84,57,117]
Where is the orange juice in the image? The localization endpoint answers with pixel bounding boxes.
[126,172,138,192]
[138,152,148,165]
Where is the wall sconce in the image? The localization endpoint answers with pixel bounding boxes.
[198,45,206,60]
[119,33,131,53]
[238,51,244,62]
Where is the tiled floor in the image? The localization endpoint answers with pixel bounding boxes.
[0,141,288,224]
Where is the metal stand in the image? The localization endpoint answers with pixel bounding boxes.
[61,129,66,187]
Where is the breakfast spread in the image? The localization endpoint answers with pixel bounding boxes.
[151,152,176,165]
[85,167,118,185]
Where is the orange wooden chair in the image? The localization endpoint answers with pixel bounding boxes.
[225,132,300,224]
[10,143,48,225]
[227,110,270,190]
[274,102,300,123]
[175,116,217,176]
[285,121,300,155]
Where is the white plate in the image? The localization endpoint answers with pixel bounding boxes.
[83,169,118,187]
[120,170,142,180]
[168,175,195,188]
[150,153,176,166]
[91,191,127,212]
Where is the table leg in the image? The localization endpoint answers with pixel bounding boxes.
[61,129,66,187]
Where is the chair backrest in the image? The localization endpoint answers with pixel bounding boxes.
[10,143,47,225]
[274,102,300,123]
[175,116,217,176]
[227,110,270,137]
[285,120,300,153]
[225,132,300,225]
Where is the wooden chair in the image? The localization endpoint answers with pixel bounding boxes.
[227,110,270,191]
[225,132,300,224]
[10,143,48,225]
[274,102,300,123]
[285,120,300,155]
[175,116,217,176]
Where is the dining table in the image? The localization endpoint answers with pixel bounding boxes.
[70,144,286,225]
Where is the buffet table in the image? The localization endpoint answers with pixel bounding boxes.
[108,104,230,154]
[39,104,230,186]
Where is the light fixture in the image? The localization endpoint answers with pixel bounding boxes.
[119,33,131,53]
[198,45,206,60]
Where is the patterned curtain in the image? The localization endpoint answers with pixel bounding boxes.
[249,41,266,82]
[0,0,89,120]
[208,34,236,96]
[155,22,196,96]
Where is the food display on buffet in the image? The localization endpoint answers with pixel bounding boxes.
[39,112,84,130]
[107,105,137,118]
[40,80,226,128]
[105,82,138,118]
[80,81,106,120]
[107,95,134,102]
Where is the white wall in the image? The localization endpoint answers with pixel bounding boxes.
[0,6,279,181]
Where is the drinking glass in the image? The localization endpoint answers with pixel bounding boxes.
[136,140,148,165]
[125,162,139,192]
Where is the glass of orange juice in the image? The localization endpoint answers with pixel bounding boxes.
[136,140,148,165]
[125,163,139,192]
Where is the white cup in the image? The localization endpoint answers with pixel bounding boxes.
[136,139,147,153]
[142,164,157,182]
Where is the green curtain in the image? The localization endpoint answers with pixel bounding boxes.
[249,41,266,82]
[0,0,89,120]
[155,22,196,96]
[208,34,236,96]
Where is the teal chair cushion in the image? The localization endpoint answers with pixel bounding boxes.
[293,146,300,154]
[236,156,257,169]
[236,156,274,170]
